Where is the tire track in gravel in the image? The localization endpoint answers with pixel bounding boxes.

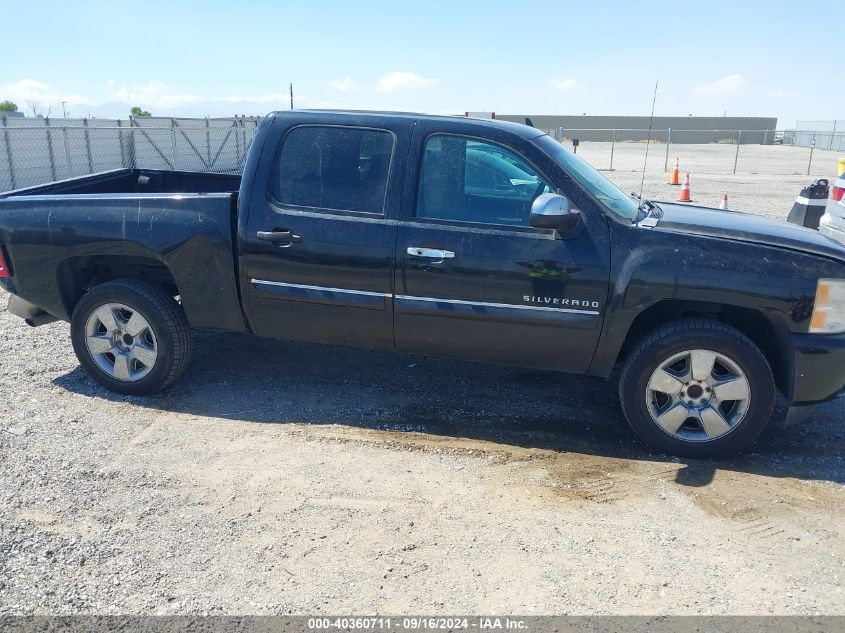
[314,420,845,555]
[271,422,845,557]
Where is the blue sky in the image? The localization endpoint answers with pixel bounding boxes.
[2,0,842,126]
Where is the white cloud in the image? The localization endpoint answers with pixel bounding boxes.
[106,80,203,108]
[0,78,97,110]
[551,78,578,91]
[692,74,746,97]
[376,71,437,93]
[0,77,303,117]
[329,77,359,92]
[106,80,295,107]
[3,78,49,98]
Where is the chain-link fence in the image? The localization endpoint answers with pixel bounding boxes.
[794,120,845,151]
[0,117,259,192]
[4,119,844,193]
[546,128,845,176]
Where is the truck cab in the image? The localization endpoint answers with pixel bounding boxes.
[240,111,609,373]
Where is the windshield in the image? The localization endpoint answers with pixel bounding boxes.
[533,134,639,220]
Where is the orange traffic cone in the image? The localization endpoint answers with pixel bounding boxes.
[669,158,680,185]
[678,173,692,202]
[719,193,728,210]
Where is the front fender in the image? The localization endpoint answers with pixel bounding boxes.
[588,222,828,377]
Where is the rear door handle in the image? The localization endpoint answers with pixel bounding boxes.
[257,229,303,246]
[407,247,455,259]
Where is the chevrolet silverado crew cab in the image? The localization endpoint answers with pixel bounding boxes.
[2,111,845,458]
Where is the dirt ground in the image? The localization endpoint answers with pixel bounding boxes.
[1,150,845,615]
[1,283,844,615]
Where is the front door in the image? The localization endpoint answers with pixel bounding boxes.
[243,115,411,350]
[394,127,610,372]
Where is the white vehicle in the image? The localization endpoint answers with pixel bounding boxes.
[820,180,845,242]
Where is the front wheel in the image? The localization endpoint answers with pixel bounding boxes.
[619,318,775,458]
[70,279,192,395]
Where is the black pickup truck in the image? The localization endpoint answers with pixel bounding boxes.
[2,111,845,457]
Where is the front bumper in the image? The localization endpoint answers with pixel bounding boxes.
[791,332,845,405]
[820,214,845,244]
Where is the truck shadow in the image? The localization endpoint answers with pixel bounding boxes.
[53,330,845,487]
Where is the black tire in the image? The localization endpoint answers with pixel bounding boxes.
[70,279,192,395]
[619,318,775,458]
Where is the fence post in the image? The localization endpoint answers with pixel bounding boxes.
[238,117,244,167]
[2,116,16,191]
[233,116,241,171]
[170,119,178,170]
[830,121,838,151]
[117,119,127,168]
[733,129,742,175]
[83,119,93,174]
[664,128,671,172]
[808,135,816,175]
[205,118,211,167]
[61,126,72,179]
[240,116,247,169]
[609,129,615,171]
[45,118,57,181]
[244,117,250,165]
[127,116,137,169]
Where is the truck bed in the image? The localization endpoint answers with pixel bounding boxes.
[0,168,241,198]
[0,168,246,333]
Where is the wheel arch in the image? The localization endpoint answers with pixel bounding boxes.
[57,253,179,319]
[612,300,794,400]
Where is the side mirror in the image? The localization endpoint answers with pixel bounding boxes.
[530,193,582,235]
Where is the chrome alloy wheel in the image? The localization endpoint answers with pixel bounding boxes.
[84,303,158,382]
[645,349,751,442]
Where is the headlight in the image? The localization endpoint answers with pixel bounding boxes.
[810,279,845,333]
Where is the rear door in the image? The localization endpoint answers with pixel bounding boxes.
[394,120,610,372]
[242,113,412,350]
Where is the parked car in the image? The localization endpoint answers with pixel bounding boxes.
[2,110,845,457]
[820,180,845,241]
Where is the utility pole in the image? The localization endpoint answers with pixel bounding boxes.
[61,101,68,118]
[289,83,294,110]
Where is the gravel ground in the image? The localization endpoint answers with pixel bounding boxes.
[1,151,845,615]
[579,141,842,219]
[1,285,844,615]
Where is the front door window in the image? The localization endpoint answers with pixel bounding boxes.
[415,135,552,227]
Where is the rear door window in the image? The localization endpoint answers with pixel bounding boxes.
[272,126,394,214]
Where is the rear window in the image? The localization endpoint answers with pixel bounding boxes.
[272,126,394,214]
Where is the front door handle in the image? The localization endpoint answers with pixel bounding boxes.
[407,247,455,259]
[257,229,303,246]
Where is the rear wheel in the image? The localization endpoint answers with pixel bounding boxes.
[70,279,192,395]
[619,318,775,458]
